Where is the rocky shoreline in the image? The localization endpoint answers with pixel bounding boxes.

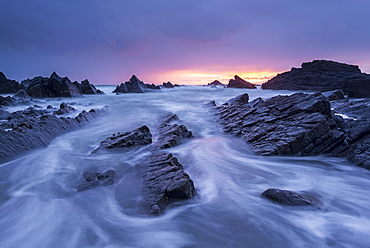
[213,89,370,170]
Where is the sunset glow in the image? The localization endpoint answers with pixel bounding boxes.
[154,70,278,86]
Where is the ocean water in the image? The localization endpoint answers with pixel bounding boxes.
[0,86,370,248]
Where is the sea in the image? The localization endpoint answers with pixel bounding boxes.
[0,86,369,248]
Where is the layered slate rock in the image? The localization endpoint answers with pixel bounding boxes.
[261,60,370,98]
[99,125,152,149]
[113,75,149,93]
[77,167,115,192]
[216,92,350,156]
[139,152,196,215]
[0,106,105,164]
[155,113,193,149]
[261,188,318,206]
[227,75,257,89]
[0,72,22,94]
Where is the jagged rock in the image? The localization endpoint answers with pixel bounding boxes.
[261,60,370,98]
[227,93,249,105]
[216,92,350,156]
[145,83,161,90]
[0,108,11,120]
[77,167,115,192]
[227,75,257,89]
[113,75,148,93]
[0,72,22,94]
[0,96,18,106]
[80,79,105,94]
[322,89,345,101]
[53,102,76,115]
[155,113,193,149]
[0,107,105,164]
[99,125,152,149]
[26,72,82,98]
[261,188,318,206]
[138,152,195,215]
[207,80,225,87]
[162,82,175,88]
[13,89,31,99]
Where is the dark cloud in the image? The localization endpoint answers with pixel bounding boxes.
[0,0,369,84]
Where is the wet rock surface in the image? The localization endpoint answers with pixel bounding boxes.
[99,125,152,149]
[77,167,115,192]
[227,75,257,89]
[0,105,105,164]
[155,113,194,149]
[138,152,195,215]
[261,188,318,206]
[261,60,370,98]
[215,91,370,169]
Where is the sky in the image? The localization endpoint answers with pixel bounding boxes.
[1,0,370,85]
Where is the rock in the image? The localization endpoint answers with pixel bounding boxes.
[99,125,152,149]
[227,93,249,105]
[155,113,193,149]
[53,102,76,115]
[77,167,115,192]
[113,75,149,93]
[0,72,22,94]
[216,92,350,156]
[207,80,225,87]
[0,106,105,164]
[145,83,161,90]
[227,75,257,89]
[261,188,318,206]
[261,60,370,98]
[162,82,175,88]
[13,89,31,99]
[26,72,82,98]
[0,108,11,120]
[138,152,195,215]
[0,96,18,106]
[322,89,345,101]
[75,79,105,95]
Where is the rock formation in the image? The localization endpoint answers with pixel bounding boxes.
[162,82,175,88]
[214,91,370,170]
[77,167,115,192]
[227,75,257,89]
[261,188,318,206]
[0,72,23,94]
[113,75,149,93]
[207,80,225,87]
[0,106,105,164]
[73,79,105,95]
[261,60,370,98]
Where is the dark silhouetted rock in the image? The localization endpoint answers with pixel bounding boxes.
[145,83,161,90]
[113,75,148,93]
[207,80,225,87]
[53,102,76,115]
[0,72,22,94]
[261,60,370,98]
[0,106,105,164]
[26,72,82,98]
[261,188,318,206]
[99,125,152,149]
[138,152,195,215]
[322,89,345,101]
[227,93,249,105]
[162,82,175,88]
[13,89,31,99]
[73,79,105,95]
[155,113,193,149]
[216,92,350,156]
[227,75,257,89]
[77,167,115,192]
[0,96,18,106]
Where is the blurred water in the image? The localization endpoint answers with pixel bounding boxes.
[0,86,370,248]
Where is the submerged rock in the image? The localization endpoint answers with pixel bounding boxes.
[261,188,318,206]
[261,60,370,98]
[77,167,115,192]
[138,152,195,215]
[227,75,257,89]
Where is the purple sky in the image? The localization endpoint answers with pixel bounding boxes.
[1,0,370,85]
